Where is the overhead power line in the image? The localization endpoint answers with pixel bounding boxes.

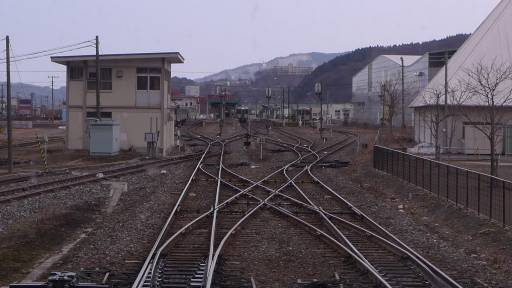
[0,44,94,64]
[0,70,66,73]
[0,39,94,61]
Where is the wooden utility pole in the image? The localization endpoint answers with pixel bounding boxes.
[400,56,405,128]
[95,35,101,121]
[5,36,13,173]
[48,75,58,123]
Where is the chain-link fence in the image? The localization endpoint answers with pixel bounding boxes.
[373,145,512,227]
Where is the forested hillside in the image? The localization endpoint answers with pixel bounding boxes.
[293,34,469,103]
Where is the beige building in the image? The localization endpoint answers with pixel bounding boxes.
[51,52,184,155]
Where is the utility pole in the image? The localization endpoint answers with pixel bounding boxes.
[444,52,449,152]
[5,36,13,173]
[48,75,58,123]
[265,87,271,134]
[287,86,290,120]
[400,56,405,129]
[326,89,330,125]
[0,83,4,117]
[281,87,285,124]
[95,35,101,121]
[314,82,323,138]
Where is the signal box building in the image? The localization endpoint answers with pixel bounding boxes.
[51,52,184,155]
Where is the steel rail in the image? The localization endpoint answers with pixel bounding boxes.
[131,137,215,288]
[283,137,448,286]
[304,135,463,288]
[147,135,305,287]
[282,137,381,270]
[0,153,204,204]
[138,132,261,287]
[308,162,464,288]
[206,141,224,278]
[201,139,391,288]
[202,134,390,286]
[278,128,461,287]
[220,161,454,286]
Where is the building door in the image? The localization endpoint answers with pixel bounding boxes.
[136,68,161,107]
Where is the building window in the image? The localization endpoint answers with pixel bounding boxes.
[87,67,112,90]
[334,109,341,119]
[86,111,112,119]
[137,67,161,91]
[137,76,148,90]
[69,66,83,80]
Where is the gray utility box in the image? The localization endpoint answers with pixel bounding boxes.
[89,120,120,156]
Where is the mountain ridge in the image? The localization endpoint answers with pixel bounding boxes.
[195,52,343,82]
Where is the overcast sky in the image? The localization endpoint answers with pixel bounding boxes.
[0,0,501,87]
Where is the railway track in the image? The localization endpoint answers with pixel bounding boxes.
[0,152,204,204]
[0,136,65,151]
[131,122,462,288]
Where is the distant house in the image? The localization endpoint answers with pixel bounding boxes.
[51,52,184,155]
[291,103,353,124]
[410,0,512,154]
[173,94,200,120]
[352,52,455,126]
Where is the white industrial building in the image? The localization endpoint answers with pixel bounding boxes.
[410,0,512,154]
[352,52,455,126]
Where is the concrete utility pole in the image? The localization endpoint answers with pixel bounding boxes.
[95,35,101,121]
[315,82,323,137]
[444,52,449,151]
[265,87,271,134]
[0,83,4,117]
[287,86,290,120]
[48,75,58,123]
[400,57,405,128]
[281,87,285,123]
[5,36,13,173]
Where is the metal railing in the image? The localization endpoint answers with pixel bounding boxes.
[373,145,511,227]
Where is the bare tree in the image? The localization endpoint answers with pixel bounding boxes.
[454,61,512,176]
[420,87,451,160]
[380,79,401,133]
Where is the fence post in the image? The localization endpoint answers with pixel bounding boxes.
[402,153,405,180]
[490,177,494,220]
[429,160,432,192]
[437,163,441,198]
[386,149,389,173]
[455,168,459,206]
[503,180,506,227]
[415,157,418,186]
[407,155,411,183]
[466,170,469,210]
[391,151,395,175]
[477,174,481,216]
[422,158,425,189]
[446,165,449,202]
[373,146,377,169]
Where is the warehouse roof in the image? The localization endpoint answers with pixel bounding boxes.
[410,0,512,108]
